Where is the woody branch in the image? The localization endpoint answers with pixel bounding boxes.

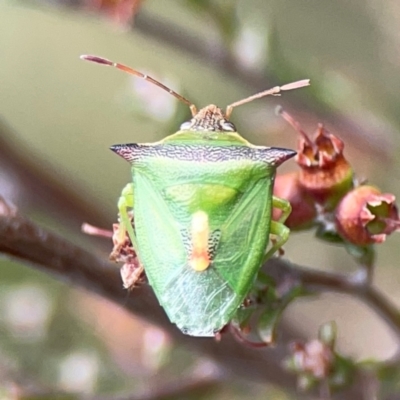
[0,118,392,399]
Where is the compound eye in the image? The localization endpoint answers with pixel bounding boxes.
[220,121,236,132]
[180,120,193,130]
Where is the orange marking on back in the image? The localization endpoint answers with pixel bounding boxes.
[189,211,211,272]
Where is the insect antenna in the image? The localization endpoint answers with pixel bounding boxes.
[80,55,198,116]
[225,79,310,119]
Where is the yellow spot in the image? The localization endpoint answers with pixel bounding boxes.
[189,211,210,272]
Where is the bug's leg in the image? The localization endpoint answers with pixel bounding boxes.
[272,195,292,224]
[263,196,291,262]
[117,182,138,250]
[112,183,145,290]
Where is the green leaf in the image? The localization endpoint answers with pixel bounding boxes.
[257,285,305,344]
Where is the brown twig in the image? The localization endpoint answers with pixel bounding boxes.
[1,104,392,400]
[83,363,222,400]
[0,118,393,398]
[264,258,400,342]
[0,196,394,399]
[0,196,300,388]
[0,119,111,232]
[295,266,400,341]
[0,359,220,400]
[0,3,397,398]
[0,118,305,392]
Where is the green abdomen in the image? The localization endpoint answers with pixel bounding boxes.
[131,143,275,336]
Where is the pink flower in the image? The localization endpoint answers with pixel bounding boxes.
[335,185,400,245]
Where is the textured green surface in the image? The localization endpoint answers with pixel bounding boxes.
[116,129,293,335]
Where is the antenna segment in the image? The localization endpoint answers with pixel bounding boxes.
[81,55,310,119]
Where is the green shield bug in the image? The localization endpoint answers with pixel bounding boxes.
[81,55,309,337]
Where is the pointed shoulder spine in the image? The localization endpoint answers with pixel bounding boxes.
[110,144,142,163]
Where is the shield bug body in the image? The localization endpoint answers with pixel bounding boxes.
[81,55,309,337]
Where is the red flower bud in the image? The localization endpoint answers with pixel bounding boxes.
[85,0,142,26]
[335,185,400,246]
[273,172,317,230]
[279,110,353,210]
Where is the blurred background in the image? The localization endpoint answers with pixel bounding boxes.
[1,0,400,398]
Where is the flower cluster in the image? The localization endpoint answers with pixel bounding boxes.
[109,212,144,289]
[82,214,144,289]
[84,0,142,27]
[274,110,400,247]
[285,322,354,392]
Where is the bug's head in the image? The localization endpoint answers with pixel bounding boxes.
[180,105,236,132]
